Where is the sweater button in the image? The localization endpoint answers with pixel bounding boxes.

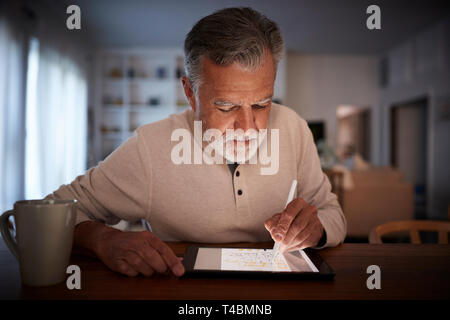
[237,189,243,196]
[236,171,240,177]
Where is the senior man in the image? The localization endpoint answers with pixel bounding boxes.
[47,7,346,277]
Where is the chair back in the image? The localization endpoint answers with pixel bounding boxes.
[369,220,450,244]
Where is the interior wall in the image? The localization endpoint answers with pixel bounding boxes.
[380,17,450,219]
[394,104,427,185]
[285,53,379,164]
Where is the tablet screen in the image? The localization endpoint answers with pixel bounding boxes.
[193,248,319,272]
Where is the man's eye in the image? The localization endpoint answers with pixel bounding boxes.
[218,107,236,113]
[253,104,266,109]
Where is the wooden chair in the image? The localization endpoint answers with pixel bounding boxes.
[369,220,450,244]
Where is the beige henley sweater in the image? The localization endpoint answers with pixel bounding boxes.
[47,104,346,248]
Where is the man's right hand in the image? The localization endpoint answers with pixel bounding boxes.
[74,221,185,277]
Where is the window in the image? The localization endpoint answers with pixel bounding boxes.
[25,37,40,198]
[24,38,88,199]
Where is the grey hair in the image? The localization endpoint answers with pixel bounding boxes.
[184,7,284,93]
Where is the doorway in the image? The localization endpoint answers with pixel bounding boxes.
[390,97,428,219]
[337,105,372,164]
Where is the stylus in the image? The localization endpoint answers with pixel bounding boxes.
[272,179,297,260]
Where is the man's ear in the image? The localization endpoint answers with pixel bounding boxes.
[181,76,196,113]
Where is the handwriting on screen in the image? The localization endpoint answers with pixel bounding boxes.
[221,248,290,272]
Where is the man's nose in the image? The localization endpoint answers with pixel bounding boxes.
[234,106,256,132]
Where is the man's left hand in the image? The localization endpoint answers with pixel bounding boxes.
[264,197,324,252]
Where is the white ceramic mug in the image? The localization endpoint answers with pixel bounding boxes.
[0,199,77,286]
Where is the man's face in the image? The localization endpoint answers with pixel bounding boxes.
[182,50,275,161]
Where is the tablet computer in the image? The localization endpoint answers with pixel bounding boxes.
[182,246,335,280]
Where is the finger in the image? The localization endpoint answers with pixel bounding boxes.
[298,232,319,250]
[299,221,324,250]
[289,219,321,251]
[282,242,303,253]
[116,259,139,277]
[272,198,306,241]
[282,234,313,252]
[124,251,154,277]
[264,213,281,232]
[146,233,185,276]
[139,245,168,274]
[282,206,316,247]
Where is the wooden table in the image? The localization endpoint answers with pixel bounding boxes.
[1,240,449,300]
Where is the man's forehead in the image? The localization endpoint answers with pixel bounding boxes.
[213,94,273,106]
[207,82,274,96]
[200,54,275,86]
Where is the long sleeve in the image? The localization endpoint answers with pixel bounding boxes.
[296,119,347,248]
[45,132,152,226]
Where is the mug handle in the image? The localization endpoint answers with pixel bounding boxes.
[0,210,19,260]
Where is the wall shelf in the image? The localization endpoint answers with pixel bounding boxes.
[93,48,187,162]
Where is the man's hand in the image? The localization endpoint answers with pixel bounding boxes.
[95,228,185,277]
[75,222,185,277]
[264,197,324,252]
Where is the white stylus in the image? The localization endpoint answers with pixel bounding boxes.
[272,179,297,260]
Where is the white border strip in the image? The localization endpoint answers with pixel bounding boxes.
[300,250,319,272]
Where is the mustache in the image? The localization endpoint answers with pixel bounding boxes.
[225,135,256,142]
[203,129,264,143]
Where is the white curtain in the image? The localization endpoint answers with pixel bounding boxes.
[0,2,89,210]
[0,14,26,213]
[25,38,88,199]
